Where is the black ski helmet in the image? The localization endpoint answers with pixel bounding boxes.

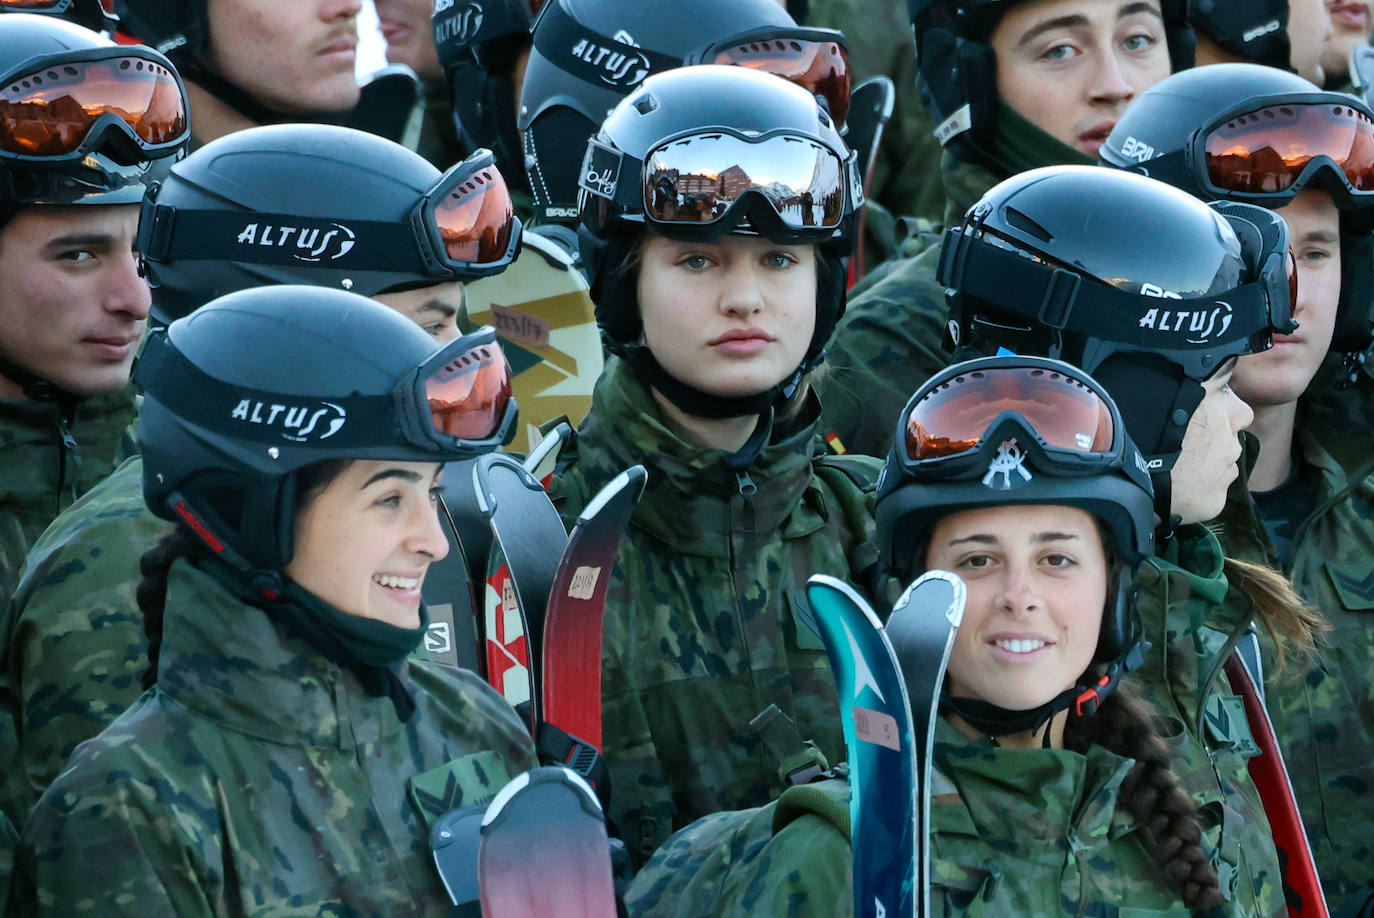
[578,65,860,419]
[1190,0,1290,71]
[875,355,1156,734]
[0,14,188,207]
[136,123,522,324]
[136,284,517,585]
[1100,63,1374,378]
[111,0,203,56]
[908,0,1194,174]
[518,0,797,224]
[0,0,117,34]
[433,0,534,195]
[936,165,1295,526]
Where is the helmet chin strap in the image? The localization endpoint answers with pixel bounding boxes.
[0,349,76,405]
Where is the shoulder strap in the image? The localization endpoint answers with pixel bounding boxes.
[772,778,852,842]
[813,456,885,599]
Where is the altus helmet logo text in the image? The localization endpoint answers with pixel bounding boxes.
[236,222,357,263]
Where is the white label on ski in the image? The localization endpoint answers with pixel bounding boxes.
[501,576,518,614]
[425,620,453,655]
[853,705,900,750]
[568,565,602,599]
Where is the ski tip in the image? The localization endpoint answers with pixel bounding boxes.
[579,464,648,523]
[805,575,884,630]
[522,421,573,475]
[895,570,967,628]
[481,766,605,830]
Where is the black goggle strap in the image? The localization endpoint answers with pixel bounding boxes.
[938,226,1286,353]
[530,0,679,91]
[137,205,447,277]
[135,331,413,450]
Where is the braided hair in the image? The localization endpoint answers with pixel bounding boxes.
[1063,688,1224,912]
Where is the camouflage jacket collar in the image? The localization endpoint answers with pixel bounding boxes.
[939,150,1002,229]
[1143,522,1230,634]
[573,357,827,558]
[932,717,1137,852]
[0,386,135,507]
[157,559,407,749]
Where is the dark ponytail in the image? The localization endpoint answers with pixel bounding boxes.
[136,525,208,689]
[1064,689,1224,913]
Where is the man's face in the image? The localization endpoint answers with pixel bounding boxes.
[990,0,1173,156]
[206,0,363,116]
[375,0,444,83]
[0,206,149,400]
[1231,189,1343,410]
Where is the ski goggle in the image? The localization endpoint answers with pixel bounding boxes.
[582,128,859,242]
[139,148,522,282]
[1152,95,1374,208]
[686,27,851,128]
[413,148,522,276]
[897,360,1131,483]
[0,46,188,161]
[0,0,117,31]
[402,325,517,449]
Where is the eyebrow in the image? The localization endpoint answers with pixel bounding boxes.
[44,233,116,252]
[1016,2,1162,47]
[415,298,458,318]
[363,468,424,488]
[1298,230,1341,245]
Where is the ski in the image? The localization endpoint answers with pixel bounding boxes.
[523,420,574,487]
[1223,654,1330,918]
[418,491,481,671]
[478,767,618,918]
[884,571,967,918]
[806,574,917,918]
[475,454,568,730]
[542,465,648,767]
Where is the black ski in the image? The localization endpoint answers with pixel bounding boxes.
[418,491,481,671]
[542,465,648,777]
[884,571,967,918]
[477,767,618,917]
[806,574,917,918]
[474,453,568,731]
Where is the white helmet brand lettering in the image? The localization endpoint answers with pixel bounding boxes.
[1119,136,1156,163]
[230,398,347,442]
[433,1,484,45]
[235,222,357,262]
[1243,18,1281,42]
[1140,282,1182,299]
[1137,301,1235,344]
[982,438,1032,490]
[570,37,651,88]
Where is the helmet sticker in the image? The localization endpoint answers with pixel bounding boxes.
[235,221,357,263]
[582,141,621,199]
[230,399,347,442]
[982,438,1033,490]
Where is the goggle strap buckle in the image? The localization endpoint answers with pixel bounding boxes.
[1037,268,1081,330]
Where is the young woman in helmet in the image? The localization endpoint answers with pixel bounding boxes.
[1101,62,1374,903]
[9,286,536,914]
[556,64,875,867]
[935,164,1324,918]
[0,122,523,834]
[626,357,1228,917]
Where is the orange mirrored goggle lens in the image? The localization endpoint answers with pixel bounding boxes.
[905,367,1115,461]
[433,165,516,264]
[708,38,850,128]
[425,340,514,440]
[0,55,186,156]
[1204,102,1374,195]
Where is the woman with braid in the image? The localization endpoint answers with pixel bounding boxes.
[626,357,1227,916]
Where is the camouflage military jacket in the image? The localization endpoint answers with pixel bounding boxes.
[9,558,536,916]
[1214,435,1374,901]
[1125,524,1286,917]
[0,388,135,609]
[815,153,1001,459]
[0,456,171,832]
[626,717,1218,918]
[548,357,884,866]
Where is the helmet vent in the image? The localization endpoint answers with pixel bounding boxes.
[1004,206,1054,243]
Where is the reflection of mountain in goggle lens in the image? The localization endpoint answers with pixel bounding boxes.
[905,368,1114,461]
[1204,103,1374,194]
[425,343,512,440]
[434,167,514,264]
[0,57,185,155]
[644,133,844,229]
